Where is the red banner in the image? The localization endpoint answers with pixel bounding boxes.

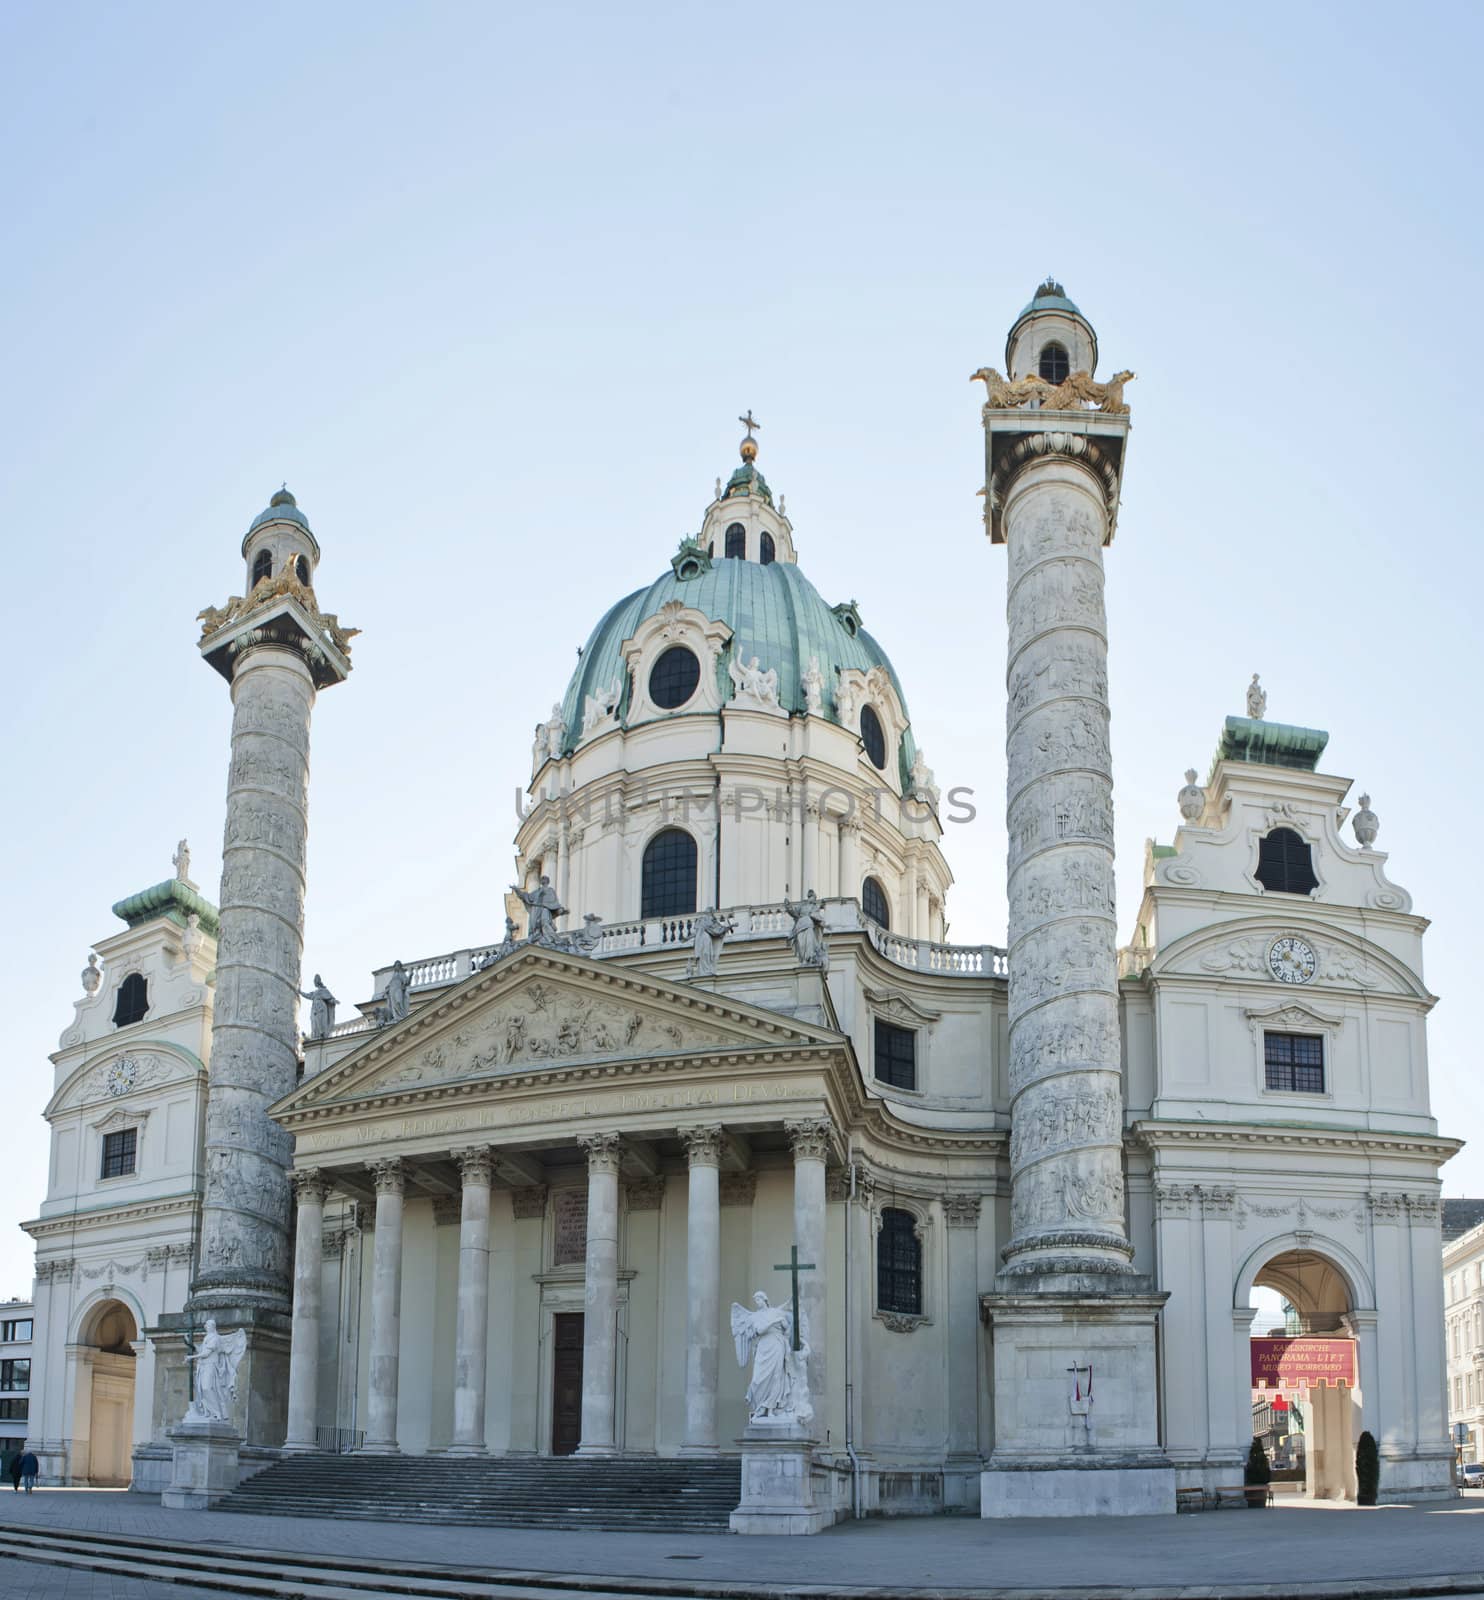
[1250,1336,1357,1391]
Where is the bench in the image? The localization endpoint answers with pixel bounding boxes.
[1215,1484,1273,1508]
[1175,1487,1209,1513]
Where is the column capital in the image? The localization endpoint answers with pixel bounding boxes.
[366,1156,406,1195]
[578,1131,623,1174]
[942,1194,982,1228]
[453,1146,495,1186]
[291,1168,332,1205]
[679,1124,724,1167]
[785,1117,833,1162]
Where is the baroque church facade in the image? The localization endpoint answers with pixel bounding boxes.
[21,285,1455,1516]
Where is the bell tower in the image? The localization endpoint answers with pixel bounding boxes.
[975,284,1173,1517]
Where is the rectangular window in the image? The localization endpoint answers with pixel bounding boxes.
[100,1128,137,1179]
[874,1019,917,1091]
[1264,1031,1325,1094]
[877,1208,923,1316]
[0,1321,30,1343]
[0,1361,26,1393]
[0,1400,26,1421]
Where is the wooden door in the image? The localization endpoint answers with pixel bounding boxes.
[551,1313,584,1455]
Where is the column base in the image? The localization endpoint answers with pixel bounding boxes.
[279,1441,320,1456]
[162,1419,242,1510]
[981,1460,1176,1518]
[678,1442,721,1456]
[730,1420,838,1535]
[443,1443,490,1457]
[575,1443,620,1457]
[354,1441,401,1456]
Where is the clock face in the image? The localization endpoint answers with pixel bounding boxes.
[1268,936,1317,985]
[105,1058,137,1096]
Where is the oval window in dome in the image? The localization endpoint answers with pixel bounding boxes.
[649,645,701,710]
[860,704,889,770]
[861,876,890,930]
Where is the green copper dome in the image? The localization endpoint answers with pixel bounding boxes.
[1013,277,1084,322]
[560,558,919,786]
[247,486,313,535]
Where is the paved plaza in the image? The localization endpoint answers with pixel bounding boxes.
[1,1490,1484,1597]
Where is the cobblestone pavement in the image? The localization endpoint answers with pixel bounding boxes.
[1,1489,1484,1595]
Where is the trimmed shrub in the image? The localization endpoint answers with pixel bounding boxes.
[1245,1436,1273,1486]
[1356,1430,1380,1506]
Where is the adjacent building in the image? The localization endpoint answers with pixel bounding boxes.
[1443,1214,1484,1467]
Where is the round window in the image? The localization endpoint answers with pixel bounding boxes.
[649,646,701,709]
[860,705,888,770]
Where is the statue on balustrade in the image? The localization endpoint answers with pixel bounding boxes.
[688,907,735,979]
[784,890,829,973]
[380,959,411,1027]
[731,1291,812,1424]
[478,917,520,970]
[299,973,338,1039]
[512,876,566,945]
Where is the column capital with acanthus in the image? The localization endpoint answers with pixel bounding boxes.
[679,1124,724,1167]
[291,1168,332,1205]
[578,1131,623,1174]
[366,1156,406,1195]
[453,1146,495,1186]
[785,1117,833,1162]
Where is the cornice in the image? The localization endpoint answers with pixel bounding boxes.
[22,1192,201,1239]
[1132,1119,1461,1162]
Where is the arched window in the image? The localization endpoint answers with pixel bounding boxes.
[295,554,311,586]
[251,549,273,587]
[1255,827,1318,896]
[725,523,746,560]
[649,645,701,709]
[861,876,890,929]
[112,973,149,1028]
[641,828,698,919]
[759,531,776,565]
[877,1208,922,1315]
[1039,341,1070,384]
[859,704,888,770]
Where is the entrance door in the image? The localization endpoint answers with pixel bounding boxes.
[551,1313,584,1455]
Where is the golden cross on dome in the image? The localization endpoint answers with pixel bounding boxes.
[739,409,760,439]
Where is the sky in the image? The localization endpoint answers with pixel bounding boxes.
[1,0,1482,1296]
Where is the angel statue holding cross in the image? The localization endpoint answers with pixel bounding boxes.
[730,1291,812,1424]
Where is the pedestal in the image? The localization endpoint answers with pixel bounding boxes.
[730,1419,836,1535]
[162,1417,242,1510]
[980,1287,1175,1519]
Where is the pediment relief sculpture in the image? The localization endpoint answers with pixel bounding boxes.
[52,1051,189,1116]
[1170,929,1411,995]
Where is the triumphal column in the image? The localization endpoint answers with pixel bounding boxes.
[976,283,1172,1517]
[175,489,355,1455]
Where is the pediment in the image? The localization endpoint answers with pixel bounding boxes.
[47,1045,204,1118]
[278,946,844,1116]
[1155,920,1426,999]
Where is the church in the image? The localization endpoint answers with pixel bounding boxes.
[21,284,1455,1521]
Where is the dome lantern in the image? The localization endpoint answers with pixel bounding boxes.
[698,413,797,565]
[1005,277,1099,382]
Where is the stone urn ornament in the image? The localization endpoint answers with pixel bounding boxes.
[1177,769,1205,823]
[1351,793,1379,847]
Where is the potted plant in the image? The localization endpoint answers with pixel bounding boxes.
[1244,1437,1273,1507]
[1356,1430,1380,1506]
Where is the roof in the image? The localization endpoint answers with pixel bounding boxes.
[1444,1199,1484,1243]
[1214,716,1329,773]
[560,558,918,786]
[111,878,220,938]
[1013,278,1084,322]
[247,486,313,536]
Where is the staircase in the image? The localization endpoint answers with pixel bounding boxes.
[216,1451,743,1532]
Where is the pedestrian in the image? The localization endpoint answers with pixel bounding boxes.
[6,1450,18,1491]
[18,1450,37,1494]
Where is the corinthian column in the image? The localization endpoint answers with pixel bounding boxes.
[786,1118,831,1415]
[449,1146,494,1454]
[360,1157,406,1453]
[577,1131,622,1455]
[282,1169,330,1452]
[679,1124,723,1452]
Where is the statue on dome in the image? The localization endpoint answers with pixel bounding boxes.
[688,907,736,979]
[1246,674,1267,720]
[581,680,621,735]
[784,890,829,973]
[513,876,566,945]
[299,974,338,1040]
[729,654,780,708]
[801,656,825,717]
[910,749,940,807]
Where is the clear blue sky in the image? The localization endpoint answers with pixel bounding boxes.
[2,1,1481,1295]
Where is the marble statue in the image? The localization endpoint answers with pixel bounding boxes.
[784,891,829,973]
[1246,674,1267,720]
[478,917,520,969]
[544,703,567,758]
[909,749,940,806]
[1352,793,1379,847]
[731,1291,811,1423]
[1177,769,1205,822]
[182,911,204,959]
[81,953,102,995]
[513,876,566,944]
[381,960,411,1027]
[834,677,860,729]
[567,912,604,954]
[688,907,735,978]
[581,680,621,735]
[801,655,825,716]
[299,974,338,1039]
[729,654,780,707]
[173,838,192,884]
[184,1318,248,1423]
